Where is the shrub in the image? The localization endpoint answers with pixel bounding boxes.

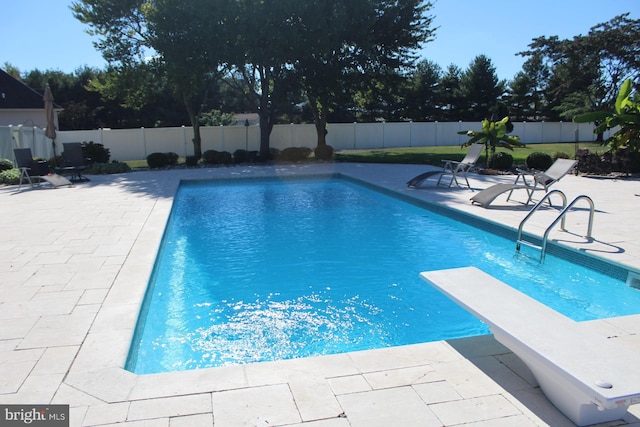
[233,149,249,163]
[552,151,570,160]
[185,155,199,167]
[0,158,14,171]
[202,150,232,165]
[0,168,20,185]
[576,149,610,174]
[147,152,171,168]
[526,152,553,171]
[82,141,110,163]
[86,161,131,175]
[314,144,334,161]
[277,147,312,162]
[488,152,513,170]
[166,152,179,166]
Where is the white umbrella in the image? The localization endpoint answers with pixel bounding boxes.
[43,84,57,163]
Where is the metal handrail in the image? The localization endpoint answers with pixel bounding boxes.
[539,195,595,262]
[516,190,567,251]
[516,191,595,263]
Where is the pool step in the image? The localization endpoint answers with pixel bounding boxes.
[516,239,542,252]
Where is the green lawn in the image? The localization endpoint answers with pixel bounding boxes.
[334,142,603,166]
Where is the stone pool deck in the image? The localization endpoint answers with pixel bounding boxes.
[1,162,639,426]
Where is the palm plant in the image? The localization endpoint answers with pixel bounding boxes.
[457,116,523,166]
[573,78,640,153]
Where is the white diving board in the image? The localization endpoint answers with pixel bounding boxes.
[421,266,640,426]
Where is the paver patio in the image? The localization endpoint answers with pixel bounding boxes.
[1,162,639,426]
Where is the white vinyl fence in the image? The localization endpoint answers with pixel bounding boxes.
[1,121,611,163]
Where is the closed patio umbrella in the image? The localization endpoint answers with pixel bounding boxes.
[43,84,57,165]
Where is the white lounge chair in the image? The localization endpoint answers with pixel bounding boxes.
[470,158,577,207]
[407,143,484,189]
[421,266,640,426]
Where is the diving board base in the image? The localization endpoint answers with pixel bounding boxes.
[421,267,640,426]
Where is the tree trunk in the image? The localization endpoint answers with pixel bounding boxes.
[183,93,202,159]
[308,95,328,147]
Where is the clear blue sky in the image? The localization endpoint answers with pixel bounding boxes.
[1,0,638,81]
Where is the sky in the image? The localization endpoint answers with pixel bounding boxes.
[1,0,638,81]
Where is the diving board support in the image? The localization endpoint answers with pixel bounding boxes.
[421,267,640,426]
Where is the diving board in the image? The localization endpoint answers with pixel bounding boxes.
[420,267,640,426]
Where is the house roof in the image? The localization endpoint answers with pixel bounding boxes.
[0,68,53,109]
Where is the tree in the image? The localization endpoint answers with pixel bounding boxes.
[403,60,442,121]
[220,0,300,157]
[458,55,505,120]
[72,0,225,158]
[292,0,435,156]
[518,14,640,121]
[146,0,230,158]
[458,116,523,165]
[505,54,549,121]
[437,64,463,121]
[574,78,640,153]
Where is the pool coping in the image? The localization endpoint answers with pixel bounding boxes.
[65,165,640,405]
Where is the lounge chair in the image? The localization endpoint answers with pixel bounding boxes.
[58,142,89,181]
[13,148,72,190]
[470,158,578,207]
[407,143,484,189]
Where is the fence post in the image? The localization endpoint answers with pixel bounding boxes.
[141,127,146,161]
[435,121,438,146]
[353,122,357,149]
[182,125,187,157]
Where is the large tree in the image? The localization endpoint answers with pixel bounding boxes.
[437,64,463,121]
[458,55,505,121]
[518,14,640,121]
[403,60,442,121]
[72,0,226,157]
[292,0,435,155]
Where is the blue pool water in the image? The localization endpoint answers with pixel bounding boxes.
[127,176,640,374]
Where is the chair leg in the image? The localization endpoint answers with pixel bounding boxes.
[18,168,32,191]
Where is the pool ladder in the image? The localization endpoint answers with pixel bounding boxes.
[516,190,595,262]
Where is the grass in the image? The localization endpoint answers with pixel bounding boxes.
[334,142,603,166]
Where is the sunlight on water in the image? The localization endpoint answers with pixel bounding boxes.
[127,177,639,374]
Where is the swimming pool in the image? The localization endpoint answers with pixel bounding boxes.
[127,176,640,374]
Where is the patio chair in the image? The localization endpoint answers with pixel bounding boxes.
[58,142,89,181]
[407,143,484,189]
[13,148,72,190]
[470,158,578,208]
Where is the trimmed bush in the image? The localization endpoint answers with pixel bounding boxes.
[314,144,334,161]
[147,152,171,168]
[233,149,249,163]
[202,150,232,165]
[0,158,13,171]
[185,155,199,167]
[552,151,570,160]
[277,147,312,162]
[0,168,20,185]
[488,152,513,170]
[166,152,179,166]
[82,141,110,163]
[526,152,553,171]
[86,161,131,175]
[253,148,279,163]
